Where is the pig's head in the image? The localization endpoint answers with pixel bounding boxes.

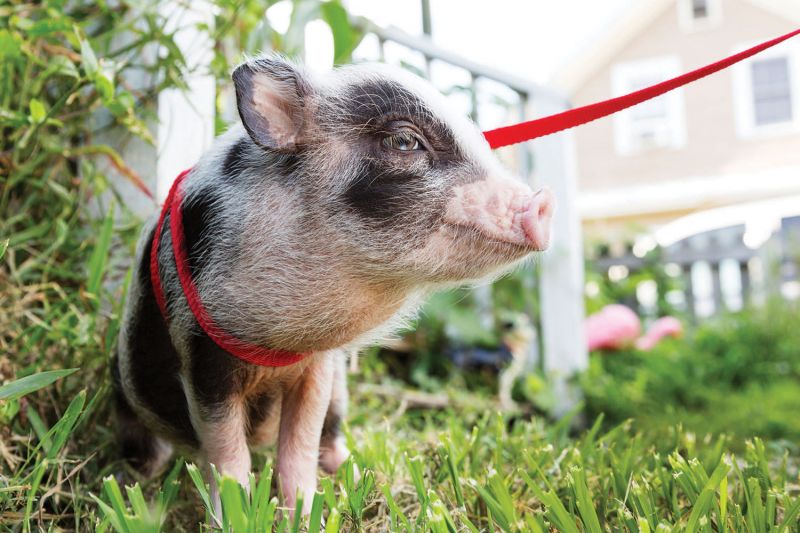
[231,55,553,287]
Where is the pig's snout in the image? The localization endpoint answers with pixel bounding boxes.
[444,179,555,251]
[522,188,554,251]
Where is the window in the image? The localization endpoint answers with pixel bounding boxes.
[678,0,722,31]
[612,56,687,155]
[691,0,708,20]
[751,57,793,126]
[733,40,800,138]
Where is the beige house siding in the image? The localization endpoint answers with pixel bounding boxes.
[571,0,800,229]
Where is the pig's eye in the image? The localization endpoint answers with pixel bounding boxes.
[382,131,423,152]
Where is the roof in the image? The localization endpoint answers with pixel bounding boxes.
[553,0,800,94]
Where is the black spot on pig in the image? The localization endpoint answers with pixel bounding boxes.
[343,158,438,224]
[246,391,275,438]
[320,411,341,444]
[123,228,198,447]
[341,80,461,156]
[222,138,251,181]
[187,331,248,414]
[222,137,302,187]
[181,189,222,280]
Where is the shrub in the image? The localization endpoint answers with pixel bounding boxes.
[581,301,800,442]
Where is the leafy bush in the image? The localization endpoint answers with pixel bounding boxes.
[581,302,800,442]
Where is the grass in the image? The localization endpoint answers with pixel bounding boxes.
[1,360,800,531]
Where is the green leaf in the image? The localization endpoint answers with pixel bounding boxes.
[0,29,21,59]
[87,202,115,297]
[29,98,46,123]
[78,31,99,77]
[684,461,730,533]
[0,368,78,401]
[319,1,360,65]
[45,389,86,460]
[571,466,602,533]
[93,72,115,102]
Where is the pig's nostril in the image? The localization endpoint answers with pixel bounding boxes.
[532,188,554,219]
[538,203,548,218]
[521,188,555,250]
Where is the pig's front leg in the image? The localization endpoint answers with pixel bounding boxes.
[278,352,335,514]
[200,403,251,517]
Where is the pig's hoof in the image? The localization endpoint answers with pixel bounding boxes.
[320,439,351,475]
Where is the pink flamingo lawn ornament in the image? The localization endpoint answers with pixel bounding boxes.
[585,305,683,352]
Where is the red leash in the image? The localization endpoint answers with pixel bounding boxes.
[151,28,799,367]
[483,27,800,148]
[150,169,310,367]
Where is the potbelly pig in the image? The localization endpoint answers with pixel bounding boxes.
[112,54,554,513]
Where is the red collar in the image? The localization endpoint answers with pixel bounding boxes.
[149,169,309,367]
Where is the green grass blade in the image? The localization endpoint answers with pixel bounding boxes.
[86,201,115,297]
[685,461,729,533]
[571,466,602,533]
[0,368,78,401]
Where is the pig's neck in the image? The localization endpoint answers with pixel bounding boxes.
[195,196,420,353]
[207,261,417,353]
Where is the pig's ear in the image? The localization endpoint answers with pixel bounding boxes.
[232,56,311,152]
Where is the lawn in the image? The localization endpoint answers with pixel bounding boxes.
[2,352,800,531]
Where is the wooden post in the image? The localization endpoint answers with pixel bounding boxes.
[682,263,695,320]
[711,261,724,313]
[530,96,587,418]
[739,260,751,307]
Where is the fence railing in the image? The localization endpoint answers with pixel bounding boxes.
[593,219,800,320]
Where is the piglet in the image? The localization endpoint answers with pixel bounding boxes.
[113,54,554,514]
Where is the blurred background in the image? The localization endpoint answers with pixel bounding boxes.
[2,0,800,528]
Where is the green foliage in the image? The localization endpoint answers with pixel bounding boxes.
[581,302,800,443]
[0,368,78,402]
[92,460,183,533]
[0,2,194,524]
[586,246,682,316]
[89,403,800,531]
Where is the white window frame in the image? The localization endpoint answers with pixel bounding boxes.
[612,55,687,156]
[678,0,723,32]
[732,39,800,139]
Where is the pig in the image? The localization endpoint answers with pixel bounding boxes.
[112,54,554,514]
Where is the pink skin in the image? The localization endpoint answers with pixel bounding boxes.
[636,316,683,350]
[445,177,554,250]
[277,353,334,515]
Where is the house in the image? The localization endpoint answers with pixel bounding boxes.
[555,0,800,246]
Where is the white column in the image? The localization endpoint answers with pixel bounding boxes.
[530,97,588,418]
[156,1,216,202]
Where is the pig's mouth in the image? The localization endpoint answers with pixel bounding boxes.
[443,222,539,252]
